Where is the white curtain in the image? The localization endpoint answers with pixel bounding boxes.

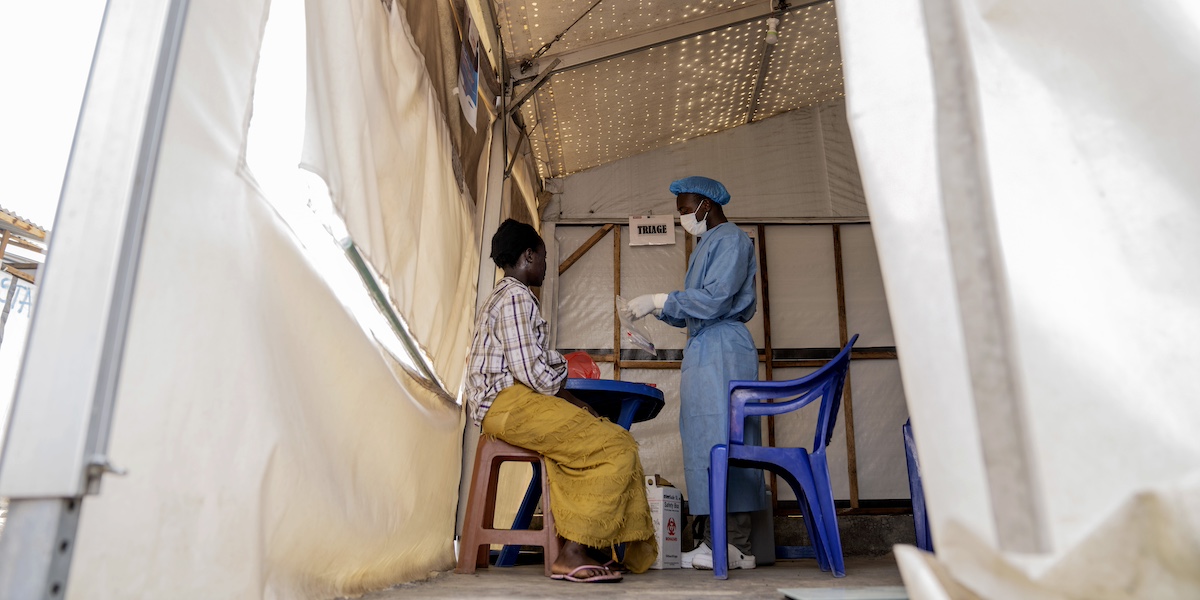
[66,1,464,597]
[303,0,479,391]
[839,0,1200,597]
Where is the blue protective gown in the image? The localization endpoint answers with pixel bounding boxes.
[657,222,766,515]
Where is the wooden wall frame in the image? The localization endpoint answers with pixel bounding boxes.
[552,222,900,511]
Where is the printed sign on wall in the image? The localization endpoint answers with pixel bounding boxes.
[457,7,479,131]
[628,215,676,246]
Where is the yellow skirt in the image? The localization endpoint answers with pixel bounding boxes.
[481,383,658,573]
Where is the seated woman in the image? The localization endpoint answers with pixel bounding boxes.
[464,219,658,583]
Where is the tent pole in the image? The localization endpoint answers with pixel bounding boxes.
[756,225,779,508]
[457,115,510,538]
[612,226,622,379]
[832,224,860,509]
[0,1,192,597]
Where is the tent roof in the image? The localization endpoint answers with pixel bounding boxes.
[496,0,844,179]
[0,205,47,242]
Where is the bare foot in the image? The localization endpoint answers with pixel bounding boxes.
[550,540,615,580]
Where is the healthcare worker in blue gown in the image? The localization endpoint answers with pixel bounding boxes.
[628,176,765,571]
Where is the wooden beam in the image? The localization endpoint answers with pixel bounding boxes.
[0,231,10,260]
[4,265,36,285]
[553,217,871,226]
[3,236,45,254]
[618,360,682,370]
[833,225,860,508]
[570,352,901,368]
[771,360,829,369]
[777,505,914,517]
[612,226,622,379]
[558,223,613,275]
[757,225,779,507]
[0,212,47,241]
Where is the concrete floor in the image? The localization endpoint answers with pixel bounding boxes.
[362,555,904,599]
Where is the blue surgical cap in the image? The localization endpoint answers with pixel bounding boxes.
[669,176,730,206]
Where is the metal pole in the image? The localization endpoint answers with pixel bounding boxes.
[457,115,509,538]
[0,0,191,597]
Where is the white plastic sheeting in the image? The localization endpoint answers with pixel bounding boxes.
[763,225,840,349]
[555,226,616,351]
[624,368,686,494]
[840,0,1200,596]
[618,226,689,353]
[849,360,909,500]
[544,100,869,221]
[64,0,464,597]
[841,224,895,348]
[303,0,479,391]
[773,366,851,502]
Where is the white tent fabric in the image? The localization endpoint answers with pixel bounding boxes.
[840,0,1200,596]
[302,0,479,391]
[544,99,868,221]
[64,0,463,597]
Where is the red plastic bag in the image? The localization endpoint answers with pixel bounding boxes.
[564,351,601,379]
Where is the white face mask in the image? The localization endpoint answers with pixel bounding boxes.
[680,200,710,236]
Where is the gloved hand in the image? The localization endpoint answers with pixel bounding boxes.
[628,293,668,319]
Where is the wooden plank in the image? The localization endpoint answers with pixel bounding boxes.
[612,226,621,380]
[553,217,871,226]
[0,212,47,241]
[771,360,830,369]
[4,265,36,285]
[777,506,913,517]
[557,223,613,275]
[833,225,860,508]
[3,236,45,254]
[618,360,682,370]
[0,231,10,260]
[757,225,779,507]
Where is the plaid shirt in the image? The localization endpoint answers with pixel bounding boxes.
[465,277,567,425]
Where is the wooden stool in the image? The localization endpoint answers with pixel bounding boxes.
[456,437,559,577]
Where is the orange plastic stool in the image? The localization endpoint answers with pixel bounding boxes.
[456,437,559,577]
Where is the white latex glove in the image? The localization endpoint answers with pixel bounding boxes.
[628,293,668,319]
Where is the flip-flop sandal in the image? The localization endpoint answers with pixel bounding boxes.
[602,560,629,573]
[550,565,623,583]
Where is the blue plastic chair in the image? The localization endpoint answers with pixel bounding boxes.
[903,419,934,552]
[710,334,858,579]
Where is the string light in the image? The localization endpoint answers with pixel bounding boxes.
[500,1,844,177]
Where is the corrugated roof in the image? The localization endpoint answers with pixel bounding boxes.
[0,205,49,241]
